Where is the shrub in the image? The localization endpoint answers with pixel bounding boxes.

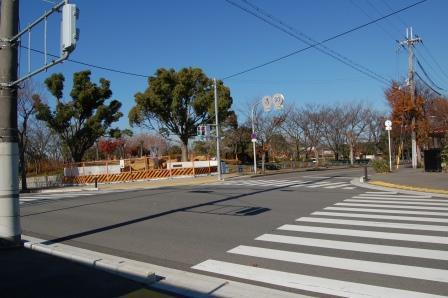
[372,159,390,173]
[441,145,448,172]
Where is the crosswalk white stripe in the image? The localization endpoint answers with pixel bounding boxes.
[256,234,448,261]
[358,194,432,199]
[228,245,448,283]
[336,202,448,211]
[307,182,346,188]
[20,198,40,202]
[345,199,448,206]
[365,191,397,195]
[193,260,444,298]
[289,181,313,187]
[324,183,351,189]
[278,224,448,244]
[342,187,356,190]
[313,211,448,223]
[325,206,448,217]
[296,217,448,232]
[20,196,54,199]
[352,196,447,203]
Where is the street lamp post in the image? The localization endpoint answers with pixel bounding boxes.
[250,94,285,174]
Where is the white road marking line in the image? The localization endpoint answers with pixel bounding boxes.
[20,196,54,199]
[278,224,448,244]
[256,234,448,261]
[352,196,447,203]
[346,199,448,207]
[342,187,356,190]
[313,211,448,223]
[193,260,444,298]
[336,202,448,211]
[307,182,346,188]
[324,183,351,189]
[302,175,331,178]
[365,191,398,195]
[228,245,448,283]
[358,194,432,199]
[325,206,448,217]
[296,217,448,232]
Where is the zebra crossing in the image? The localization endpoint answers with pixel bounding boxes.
[209,178,357,190]
[19,190,119,206]
[192,191,448,297]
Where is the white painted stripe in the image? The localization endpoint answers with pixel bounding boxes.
[307,182,346,188]
[324,183,351,189]
[302,175,331,178]
[346,199,448,206]
[325,206,448,217]
[296,217,448,232]
[20,198,39,202]
[229,245,448,283]
[365,191,397,195]
[352,196,447,203]
[192,260,444,298]
[20,196,53,199]
[358,194,432,199]
[278,224,448,244]
[342,187,356,190]
[256,234,448,261]
[336,203,448,211]
[313,211,448,223]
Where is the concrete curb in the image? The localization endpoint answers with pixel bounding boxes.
[22,235,303,297]
[22,235,157,285]
[351,177,448,198]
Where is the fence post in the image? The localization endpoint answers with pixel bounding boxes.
[192,153,196,177]
[208,154,211,175]
[106,161,109,182]
[168,155,172,179]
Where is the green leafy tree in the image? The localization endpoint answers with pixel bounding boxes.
[35,70,123,162]
[129,67,234,161]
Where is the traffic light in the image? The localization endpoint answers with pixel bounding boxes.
[61,4,79,54]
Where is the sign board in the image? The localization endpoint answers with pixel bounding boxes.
[272,93,284,110]
[385,119,392,131]
[119,159,125,169]
[262,96,272,112]
[251,133,257,143]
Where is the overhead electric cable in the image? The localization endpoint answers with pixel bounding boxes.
[237,0,389,84]
[222,0,428,81]
[415,72,442,96]
[19,45,150,78]
[415,57,445,91]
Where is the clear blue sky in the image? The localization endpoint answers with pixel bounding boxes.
[20,0,448,130]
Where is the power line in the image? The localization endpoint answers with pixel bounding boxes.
[19,45,150,78]
[222,0,428,81]
[416,57,445,91]
[237,0,389,84]
[415,71,442,95]
[421,42,448,81]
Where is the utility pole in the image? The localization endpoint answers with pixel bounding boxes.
[0,0,21,248]
[400,27,421,169]
[214,79,222,180]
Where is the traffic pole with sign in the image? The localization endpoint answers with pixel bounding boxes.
[385,120,392,172]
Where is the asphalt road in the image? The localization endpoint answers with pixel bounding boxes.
[20,168,448,297]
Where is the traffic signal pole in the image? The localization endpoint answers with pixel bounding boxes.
[0,0,21,248]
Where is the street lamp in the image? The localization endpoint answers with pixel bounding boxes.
[250,93,285,174]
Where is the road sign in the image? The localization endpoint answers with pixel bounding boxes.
[262,96,272,112]
[251,133,257,142]
[272,93,284,110]
[385,119,392,131]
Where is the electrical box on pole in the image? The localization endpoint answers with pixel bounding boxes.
[61,3,79,54]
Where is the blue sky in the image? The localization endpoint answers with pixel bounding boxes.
[20,0,448,131]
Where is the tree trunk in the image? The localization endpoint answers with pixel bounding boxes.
[262,151,266,173]
[314,149,319,167]
[181,141,188,162]
[19,147,28,192]
[349,144,354,165]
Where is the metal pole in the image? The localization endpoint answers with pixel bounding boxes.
[214,79,222,180]
[251,105,257,174]
[0,0,21,248]
[388,130,392,172]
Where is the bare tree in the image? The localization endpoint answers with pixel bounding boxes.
[281,106,303,161]
[17,80,43,191]
[298,105,323,166]
[321,105,347,160]
[344,103,370,165]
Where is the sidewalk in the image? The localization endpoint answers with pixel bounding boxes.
[0,246,173,298]
[368,167,448,195]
